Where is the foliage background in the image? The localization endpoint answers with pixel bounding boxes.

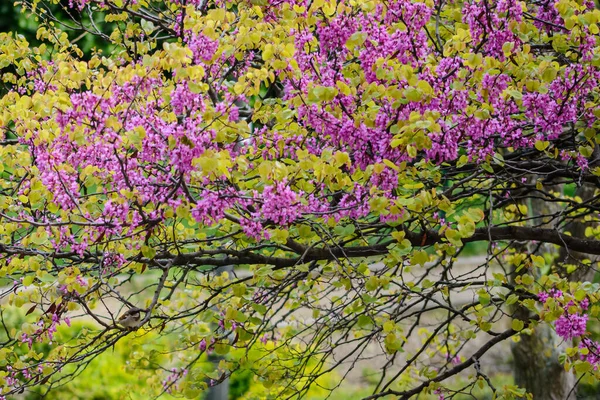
[3,0,600,398]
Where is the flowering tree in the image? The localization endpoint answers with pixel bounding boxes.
[1,0,600,398]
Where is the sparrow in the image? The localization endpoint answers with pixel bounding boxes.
[117,307,145,329]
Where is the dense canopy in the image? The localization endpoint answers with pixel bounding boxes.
[1,0,600,398]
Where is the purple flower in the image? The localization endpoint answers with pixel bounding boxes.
[580,298,590,311]
[580,338,600,368]
[555,313,587,339]
[260,334,269,345]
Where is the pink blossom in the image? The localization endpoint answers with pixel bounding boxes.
[555,313,587,340]
[537,292,549,303]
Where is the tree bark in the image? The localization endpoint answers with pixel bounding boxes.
[512,323,576,400]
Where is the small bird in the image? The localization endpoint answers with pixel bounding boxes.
[117,307,144,329]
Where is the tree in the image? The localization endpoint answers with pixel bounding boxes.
[1,0,600,398]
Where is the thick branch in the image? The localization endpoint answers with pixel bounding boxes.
[2,225,600,270]
[287,225,600,260]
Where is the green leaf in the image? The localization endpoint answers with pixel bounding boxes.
[410,250,429,267]
[365,276,379,291]
[511,319,524,331]
[184,388,202,398]
[521,274,534,285]
[574,289,587,301]
[506,89,523,100]
[141,245,156,259]
[357,315,373,328]
[506,294,519,306]
[345,32,367,50]
[481,163,494,173]
[214,343,230,355]
[444,229,463,246]
[574,361,592,374]
[232,284,247,297]
[404,88,422,102]
[478,290,491,306]
[535,140,550,151]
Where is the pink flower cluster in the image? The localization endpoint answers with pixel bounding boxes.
[537,288,563,303]
[185,31,219,64]
[533,0,594,32]
[580,338,600,368]
[537,288,600,369]
[257,180,303,226]
[555,313,588,340]
[538,289,590,340]
[317,14,357,53]
[20,312,72,350]
[4,364,45,392]
[463,0,522,58]
[162,367,188,393]
[23,0,598,252]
